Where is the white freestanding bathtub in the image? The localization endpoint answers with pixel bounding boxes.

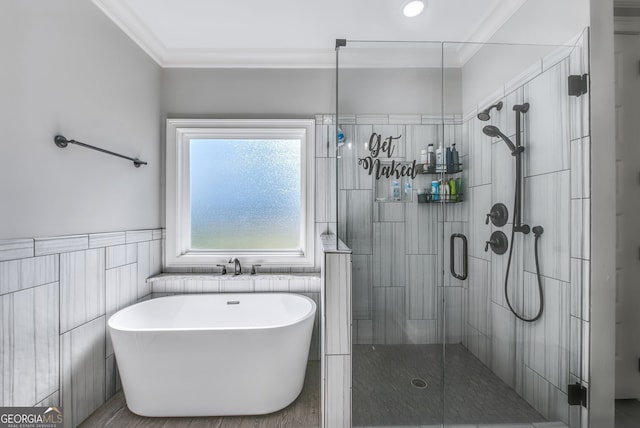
[108,293,316,417]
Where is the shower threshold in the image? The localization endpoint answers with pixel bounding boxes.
[353,344,566,427]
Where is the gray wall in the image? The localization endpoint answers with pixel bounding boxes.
[0,0,162,240]
[162,67,461,118]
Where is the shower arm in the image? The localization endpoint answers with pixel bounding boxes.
[513,104,530,235]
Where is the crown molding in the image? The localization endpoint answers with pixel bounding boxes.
[93,0,166,65]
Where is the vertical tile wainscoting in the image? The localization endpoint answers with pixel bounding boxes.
[462,33,590,427]
[0,230,162,428]
[320,234,352,428]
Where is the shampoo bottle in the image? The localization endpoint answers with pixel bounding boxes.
[452,143,459,171]
[446,147,453,173]
[392,181,401,201]
[436,143,444,172]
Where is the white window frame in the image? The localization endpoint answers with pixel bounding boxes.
[165,119,315,268]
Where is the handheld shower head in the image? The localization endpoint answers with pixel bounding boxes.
[477,101,503,121]
[482,125,523,155]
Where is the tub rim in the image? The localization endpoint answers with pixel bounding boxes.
[107,292,317,333]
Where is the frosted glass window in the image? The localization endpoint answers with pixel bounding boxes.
[189,139,301,251]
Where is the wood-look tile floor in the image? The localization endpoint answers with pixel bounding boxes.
[80,362,319,428]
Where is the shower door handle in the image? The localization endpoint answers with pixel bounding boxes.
[450,233,468,280]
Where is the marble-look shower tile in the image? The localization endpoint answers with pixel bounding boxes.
[89,232,125,249]
[325,253,351,355]
[524,365,551,420]
[371,125,406,159]
[0,260,19,296]
[389,114,422,125]
[253,278,289,292]
[325,354,351,428]
[1,282,59,406]
[35,235,88,256]
[405,319,438,344]
[60,249,105,333]
[339,190,372,254]
[405,124,440,163]
[570,258,590,322]
[136,241,152,299]
[468,257,490,335]
[105,354,122,400]
[569,33,590,141]
[442,223,469,289]
[490,224,523,310]
[523,60,570,177]
[0,255,59,296]
[492,137,516,214]
[125,229,153,243]
[341,125,375,191]
[405,198,440,255]
[356,114,388,125]
[0,238,33,262]
[298,291,320,360]
[490,302,517,389]
[468,116,492,187]
[105,264,137,356]
[469,184,492,261]
[466,325,490,366]
[373,223,405,288]
[105,244,136,269]
[571,137,590,199]
[523,273,570,392]
[354,319,373,345]
[438,286,462,343]
[316,124,334,158]
[373,201,405,222]
[352,255,372,320]
[569,316,582,378]
[36,391,60,407]
[570,198,590,261]
[316,158,337,222]
[406,255,437,320]
[61,316,105,428]
[372,286,405,345]
[524,171,571,282]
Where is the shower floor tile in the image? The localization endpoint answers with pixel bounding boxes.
[353,344,549,427]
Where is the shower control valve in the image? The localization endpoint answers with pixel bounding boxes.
[484,231,509,255]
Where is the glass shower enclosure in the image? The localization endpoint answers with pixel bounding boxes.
[334,34,591,427]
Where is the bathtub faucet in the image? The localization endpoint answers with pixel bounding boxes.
[228,258,242,275]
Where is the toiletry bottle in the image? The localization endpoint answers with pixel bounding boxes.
[392,181,401,201]
[431,180,439,201]
[449,178,457,202]
[456,177,462,200]
[451,143,459,172]
[420,149,428,166]
[337,127,345,146]
[436,143,444,172]
[446,146,453,173]
[441,179,450,201]
[427,144,435,171]
[404,180,412,201]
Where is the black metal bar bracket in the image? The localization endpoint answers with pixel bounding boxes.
[568,74,589,97]
[567,383,588,407]
[335,39,347,49]
[54,135,147,168]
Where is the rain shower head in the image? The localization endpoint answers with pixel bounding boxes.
[482,125,523,155]
[477,101,503,121]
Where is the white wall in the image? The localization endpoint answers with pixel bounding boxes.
[0,0,162,240]
[461,0,590,113]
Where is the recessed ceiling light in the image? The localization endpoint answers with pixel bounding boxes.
[403,0,425,17]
